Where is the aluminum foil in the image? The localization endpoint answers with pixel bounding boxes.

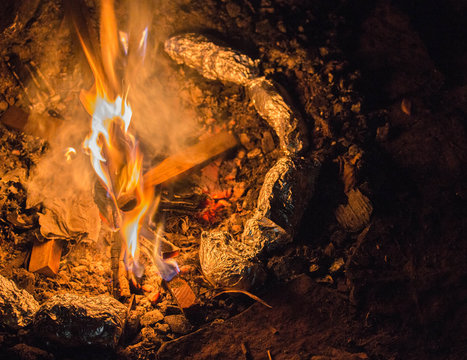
[200,157,319,289]
[247,77,308,154]
[164,33,259,86]
[199,231,265,289]
[165,33,318,289]
[33,293,127,348]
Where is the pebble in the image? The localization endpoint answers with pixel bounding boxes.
[164,314,193,335]
[141,326,162,346]
[154,323,170,334]
[140,309,164,327]
[0,101,8,112]
[247,148,262,159]
[226,2,241,18]
[261,131,275,153]
[239,133,255,150]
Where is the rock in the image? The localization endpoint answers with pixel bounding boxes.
[226,3,241,18]
[247,148,262,159]
[33,293,127,348]
[140,310,164,327]
[154,323,170,334]
[6,344,54,360]
[141,326,162,346]
[239,133,255,150]
[164,315,193,335]
[0,274,39,330]
[0,100,8,112]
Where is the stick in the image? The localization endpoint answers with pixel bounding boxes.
[28,239,62,277]
[143,132,237,189]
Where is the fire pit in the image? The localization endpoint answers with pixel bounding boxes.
[0,0,372,358]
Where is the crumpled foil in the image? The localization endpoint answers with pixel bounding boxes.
[199,231,266,289]
[165,33,318,289]
[200,157,319,289]
[33,293,127,348]
[247,77,308,154]
[0,274,39,330]
[164,33,259,86]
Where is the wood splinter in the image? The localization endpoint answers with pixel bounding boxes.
[28,239,62,277]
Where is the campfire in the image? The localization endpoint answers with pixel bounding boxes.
[0,0,377,358]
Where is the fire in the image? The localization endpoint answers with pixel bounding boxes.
[75,0,179,282]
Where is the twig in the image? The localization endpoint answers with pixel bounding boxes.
[267,350,273,360]
[213,289,272,309]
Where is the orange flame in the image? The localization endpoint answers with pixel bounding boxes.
[77,0,178,281]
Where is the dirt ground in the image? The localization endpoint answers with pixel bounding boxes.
[152,1,467,359]
[1,0,466,359]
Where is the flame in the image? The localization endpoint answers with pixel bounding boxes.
[76,0,178,281]
[64,147,77,162]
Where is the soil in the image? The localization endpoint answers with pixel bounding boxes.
[1,0,467,359]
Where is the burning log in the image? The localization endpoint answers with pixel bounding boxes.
[143,131,238,189]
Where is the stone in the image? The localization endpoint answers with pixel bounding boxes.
[33,293,127,348]
[164,315,193,335]
[0,274,39,330]
[154,323,170,334]
[141,326,162,346]
[140,310,164,327]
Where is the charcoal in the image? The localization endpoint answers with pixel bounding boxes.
[256,156,318,234]
[247,77,308,154]
[199,231,265,289]
[33,293,127,348]
[0,274,39,330]
[164,33,259,86]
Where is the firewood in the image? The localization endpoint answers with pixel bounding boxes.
[28,239,62,277]
[143,132,237,189]
[164,278,197,311]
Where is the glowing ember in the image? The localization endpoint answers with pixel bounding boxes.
[75,0,179,282]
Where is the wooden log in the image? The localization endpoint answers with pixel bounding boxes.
[164,278,197,311]
[143,132,237,190]
[28,239,62,277]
